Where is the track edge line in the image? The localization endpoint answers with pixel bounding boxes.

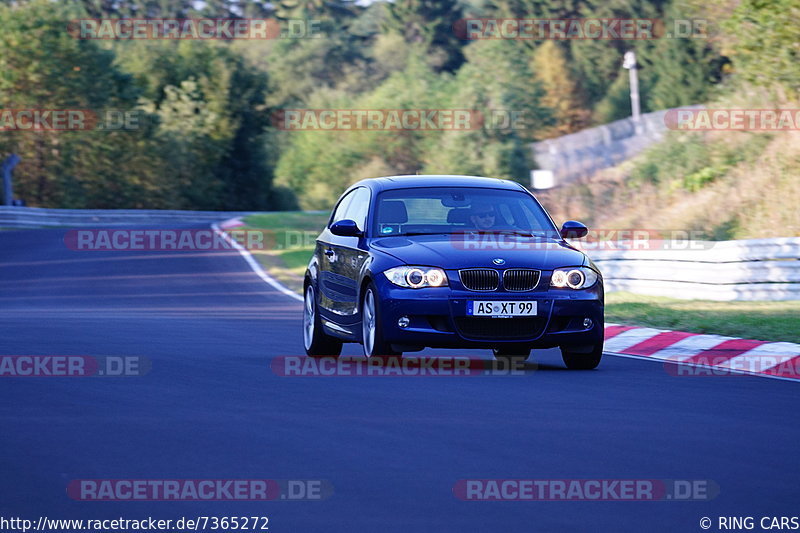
[212,222,303,303]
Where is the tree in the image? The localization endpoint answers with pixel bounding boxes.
[645,37,726,109]
[0,0,166,207]
[76,0,196,18]
[724,0,800,98]
[128,41,275,210]
[568,0,662,111]
[531,41,591,136]
[383,0,465,72]
[486,0,587,20]
[0,0,279,209]
[275,0,359,24]
[424,39,551,181]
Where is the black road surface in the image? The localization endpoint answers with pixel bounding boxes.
[0,227,797,533]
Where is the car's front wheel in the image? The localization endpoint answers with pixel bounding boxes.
[361,283,401,357]
[303,284,342,357]
[561,342,603,369]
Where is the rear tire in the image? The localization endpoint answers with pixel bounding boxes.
[361,283,401,357]
[303,284,342,357]
[561,342,603,370]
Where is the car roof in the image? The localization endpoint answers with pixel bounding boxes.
[348,175,528,194]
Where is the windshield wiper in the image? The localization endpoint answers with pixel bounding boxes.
[495,230,536,237]
[470,229,545,237]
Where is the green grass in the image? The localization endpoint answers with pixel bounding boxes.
[606,292,800,343]
[277,248,315,271]
[241,212,326,295]
[245,211,329,231]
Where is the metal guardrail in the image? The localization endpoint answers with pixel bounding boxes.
[586,238,800,301]
[3,207,797,301]
[0,206,259,227]
[530,105,702,187]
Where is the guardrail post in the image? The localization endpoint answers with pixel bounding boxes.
[2,154,21,206]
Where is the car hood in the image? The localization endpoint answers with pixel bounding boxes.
[370,233,587,270]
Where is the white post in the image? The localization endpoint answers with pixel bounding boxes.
[623,51,642,134]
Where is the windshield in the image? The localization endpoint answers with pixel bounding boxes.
[371,187,559,237]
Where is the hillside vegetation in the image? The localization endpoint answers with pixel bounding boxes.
[0,0,797,234]
[0,0,736,211]
[535,0,800,238]
[539,125,800,239]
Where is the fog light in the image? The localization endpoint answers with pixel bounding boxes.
[583,318,593,329]
[398,316,410,328]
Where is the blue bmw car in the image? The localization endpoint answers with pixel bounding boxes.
[302,175,604,369]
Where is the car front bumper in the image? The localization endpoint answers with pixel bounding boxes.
[373,274,604,350]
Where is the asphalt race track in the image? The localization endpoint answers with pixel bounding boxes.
[1,226,797,533]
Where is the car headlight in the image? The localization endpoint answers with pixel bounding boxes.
[384,266,449,288]
[550,267,599,289]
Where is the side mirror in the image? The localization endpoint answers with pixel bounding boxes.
[330,219,362,237]
[560,220,588,239]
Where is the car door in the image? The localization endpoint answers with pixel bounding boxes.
[317,187,370,324]
[337,187,371,318]
[317,189,355,320]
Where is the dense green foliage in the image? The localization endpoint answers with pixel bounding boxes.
[723,0,800,98]
[0,0,792,210]
[628,131,773,192]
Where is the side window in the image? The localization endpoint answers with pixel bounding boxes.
[343,187,371,231]
[330,189,356,226]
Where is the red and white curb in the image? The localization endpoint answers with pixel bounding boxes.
[604,324,800,382]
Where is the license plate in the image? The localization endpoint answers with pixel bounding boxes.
[467,300,537,317]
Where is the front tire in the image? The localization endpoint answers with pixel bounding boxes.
[303,284,342,357]
[561,342,603,370]
[361,284,401,357]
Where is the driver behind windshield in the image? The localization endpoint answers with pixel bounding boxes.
[469,202,499,230]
